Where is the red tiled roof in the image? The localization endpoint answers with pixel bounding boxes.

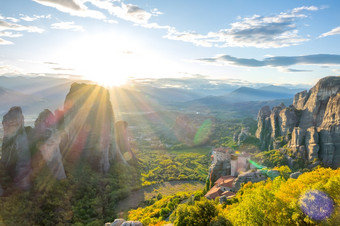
[214,175,235,187]
[221,191,236,198]
[205,185,223,199]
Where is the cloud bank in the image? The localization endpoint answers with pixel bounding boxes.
[33,0,106,19]
[197,54,340,72]
[165,6,318,48]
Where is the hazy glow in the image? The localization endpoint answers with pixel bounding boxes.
[54,32,178,86]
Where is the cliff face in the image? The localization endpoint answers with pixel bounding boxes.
[0,82,130,193]
[63,83,115,173]
[32,109,66,180]
[1,107,31,190]
[115,121,135,161]
[255,76,340,168]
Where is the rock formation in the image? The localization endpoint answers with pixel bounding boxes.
[107,219,143,226]
[0,82,133,195]
[31,109,66,180]
[234,127,250,145]
[209,159,231,184]
[255,76,340,168]
[232,170,267,191]
[290,171,302,179]
[1,106,31,190]
[63,83,116,173]
[115,121,135,161]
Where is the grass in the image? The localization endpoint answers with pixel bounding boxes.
[167,146,212,155]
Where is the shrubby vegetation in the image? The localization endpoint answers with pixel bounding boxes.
[129,167,340,225]
[0,161,140,225]
[128,191,205,225]
[137,148,210,186]
[254,149,288,168]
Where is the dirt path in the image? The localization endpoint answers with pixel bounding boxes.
[116,180,204,213]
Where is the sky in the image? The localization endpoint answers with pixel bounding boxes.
[0,0,340,86]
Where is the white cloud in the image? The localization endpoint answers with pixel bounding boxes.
[51,21,84,31]
[197,54,340,72]
[319,26,340,38]
[88,0,152,24]
[104,19,118,24]
[0,38,13,45]
[165,6,319,48]
[0,31,23,38]
[33,0,106,19]
[20,14,52,21]
[151,8,163,16]
[0,19,44,33]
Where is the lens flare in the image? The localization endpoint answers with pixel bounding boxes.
[299,189,334,221]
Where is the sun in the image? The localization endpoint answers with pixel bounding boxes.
[54,33,143,86]
[88,74,128,87]
[53,31,180,86]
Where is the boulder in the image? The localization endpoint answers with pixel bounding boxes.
[232,170,267,191]
[111,219,126,226]
[290,171,302,179]
[121,221,143,226]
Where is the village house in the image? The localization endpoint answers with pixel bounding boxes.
[205,175,236,200]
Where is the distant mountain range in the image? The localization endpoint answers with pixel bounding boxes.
[186,85,304,106]
[0,76,75,115]
[0,76,307,117]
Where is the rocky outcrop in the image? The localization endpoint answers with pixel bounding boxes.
[293,90,308,110]
[107,219,143,226]
[255,106,272,150]
[1,82,132,195]
[237,127,250,145]
[255,76,340,168]
[290,171,302,179]
[209,159,231,184]
[32,109,66,180]
[63,83,116,173]
[232,170,267,191]
[115,121,135,161]
[1,107,31,190]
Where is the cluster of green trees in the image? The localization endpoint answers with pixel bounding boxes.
[127,167,340,225]
[128,191,205,225]
[211,117,258,149]
[0,161,140,225]
[138,149,210,186]
[254,149,288,168]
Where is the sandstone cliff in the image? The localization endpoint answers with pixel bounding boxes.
[31,109,66,180]
[63,83,116,173]
[255,76,340,168]
[1,106,31,190]
[0,82,131,194]
[115,121,136,161]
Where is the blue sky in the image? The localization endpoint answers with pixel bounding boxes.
[1,0,340,86]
